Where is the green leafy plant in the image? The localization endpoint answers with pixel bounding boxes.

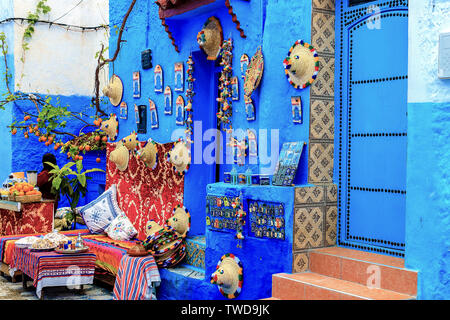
[47,160,104,229]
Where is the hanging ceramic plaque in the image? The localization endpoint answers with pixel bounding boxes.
[245,96,255,121]
[174,62,184,92]
[175,95,185,126]
[154,65,163,93]
[231,76,239,101]
[120,102,128,120]
[247,129,257,158]
[149,99,159,129]
[134,104,140,124]
[291,97,302,124]
[240,54,249,79]
[164,86,172,115]
[133,71,141,98]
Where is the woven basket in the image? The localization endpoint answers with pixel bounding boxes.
[14,194,42,203]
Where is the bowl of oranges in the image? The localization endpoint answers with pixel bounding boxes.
[8,182,42,203]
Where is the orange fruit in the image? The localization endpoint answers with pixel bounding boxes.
[79,145,84,151]
[102,136,108,142]
[78,156,83,161]
[24,115,31,121]
[95,135,101,142]
[85,145,91,152]
[18,191,25,196]
[96,158,101,163]
[11,128,17,135]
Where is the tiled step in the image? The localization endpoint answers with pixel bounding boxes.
[308,247,417,296]
[271,272,415,300]
[184,235,206,270]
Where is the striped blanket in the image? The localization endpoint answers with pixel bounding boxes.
[113,254,160,300]
[9,246,96,299]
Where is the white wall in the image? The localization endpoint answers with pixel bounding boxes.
[13,0,109,96]
[408,0,450,104]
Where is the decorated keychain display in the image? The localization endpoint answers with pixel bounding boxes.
[175,95,185,126]
[243,47,264,121]
[154,65,163,93]
[206,194,245,234]
[291,96,302,124]
[119,102,128,120]
[174,62,184,92]
[185,55,195,144]
[149,99,159,129]
[217,38,234,132]
[164,86,172,115]
[248,200,285,240]
[133,71,141,98]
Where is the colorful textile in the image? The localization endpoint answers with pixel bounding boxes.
[9,245,96,299]
[0,229,91,264]
[0,202,54,237]
[82,235,137,275]
[106,142,185,240]
[105,212,138,241]
[113,254,160,300]
[79,185,122,234]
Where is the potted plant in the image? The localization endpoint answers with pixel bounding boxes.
[46,160,105,230]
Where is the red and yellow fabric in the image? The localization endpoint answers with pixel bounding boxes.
[105,142,185,241]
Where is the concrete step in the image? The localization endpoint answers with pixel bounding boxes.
[271,272,415,300]
[308,247,417,296]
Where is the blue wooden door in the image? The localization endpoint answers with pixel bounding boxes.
[336,0,408,257]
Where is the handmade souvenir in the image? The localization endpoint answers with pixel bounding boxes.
[110,144,130,172]
[272,141,306,186]
[133,71,141,98]
[231,76,239,101]
[127,242,149,257]
[100,114,119,141]
[217,38,234,132]
[224,172,231,183]
[230,167,238,185]
[121,131,139,153]
[197,17,223,60]
[149,99,159,129]
[211,253,243,299]
[228,136,248,166]
[164,86,172,115]
[251,174,260,185]
[137,138,158,170]
[247,129,257,158]
[135,104,147,134]
[175,95,185,126]
[240,54,249,79]
[102,74,123,107]
[245,168,252,185]
[259,175,270,185]
[166,205,191,238]
[167,139,191,176]
[244,47,264,103]
[292,96,302,124]
[245,96,255,122]
[283,40,320,89]
[248,200,285,240]
[141,49,152,70]
[119,102,128,120]
[185,55,195,143]
[154,65,163,93]
[174,62,184,92]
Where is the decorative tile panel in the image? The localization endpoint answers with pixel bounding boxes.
[293,252,309,273]
[310,99,335,140]
[295,186,325,205]
[326,184,338,203]
[311,55,335,97]
[312,11,336,55]
[308,142,334,184]
[325,205,338,246]
[294,207,324,250]
[312,0,335,11]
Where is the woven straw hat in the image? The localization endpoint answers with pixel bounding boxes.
[122,131,139,152]
[102,74,123,106]
[110,144,129,172]
[283,40,320,89]
[100,114,119,141]
[211,253,243,299]
[197,17,223,61]
[145,220,164,237]
[137,138,158,169]
[167,140,191,175]
[166,205,191,238]
[244,47,264,98]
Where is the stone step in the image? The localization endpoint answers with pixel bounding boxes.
[184,235,206,270]
[271,272,415,300]
[308,247,417,296]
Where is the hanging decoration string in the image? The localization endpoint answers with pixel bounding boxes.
[0,17,108,32]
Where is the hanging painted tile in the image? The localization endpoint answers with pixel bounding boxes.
[149,99,159,129]
[291,96,302,124]
[247,129,257,158]
[120,101,128,120]
[231,76,239,101]
[227,136,248,166]
[245,96,255,121]
[240,54,249,79]
[154,65,163,93]
[175,95,185,126]
[133,71,141,98]
[164,86,172,115]
[174,62,184,92]
[185,55,196,144]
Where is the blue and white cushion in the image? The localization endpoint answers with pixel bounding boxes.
[79,185,122,234]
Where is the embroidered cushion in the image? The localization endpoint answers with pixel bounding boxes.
[105,212,138,241]
[79,185,122,234]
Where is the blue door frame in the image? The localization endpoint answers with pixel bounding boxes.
[335,0,408,257]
